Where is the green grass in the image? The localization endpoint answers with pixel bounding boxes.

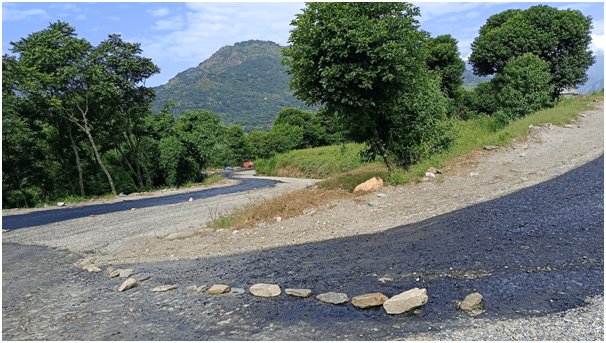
[254,143,368,178]
[256,90,603,192]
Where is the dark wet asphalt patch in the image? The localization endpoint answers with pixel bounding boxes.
[2,175,278,230]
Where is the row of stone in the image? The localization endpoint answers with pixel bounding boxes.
[81,260,483,315]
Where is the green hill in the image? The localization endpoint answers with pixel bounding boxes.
[151,40,313,132]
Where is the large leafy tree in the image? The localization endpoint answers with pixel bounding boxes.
[425,34,465,98]
[469,5,594,97]
[282,2,455,170]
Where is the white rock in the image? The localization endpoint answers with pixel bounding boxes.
[106,266,115,275]
[285,289,312,297]
[562,124,574,128]
[152,285,178,292]
[425,172,436,178]
[207,284,230,294]
[186,285,198,291]
[83,265,102,273]
[110,270,121,278]
[119,269,134,278]
[57,202,65,207]
[470,172,479,177]
[276,217,282,222]
[230,288,246,295]
[118,278,138,292]
[383,288,428,314]
[460,292,483,311]
[316,292,348,304]
[352,293,388,309]
[250,283,281,297]
[189,197,193,202]
[376,193,387,198]
[197,285,208,292]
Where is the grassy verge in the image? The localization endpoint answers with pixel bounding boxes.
[254,143,367,178]
[208,91,602,229]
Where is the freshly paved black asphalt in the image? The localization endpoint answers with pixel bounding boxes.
[2,173,278,230]
[2,155,603,340]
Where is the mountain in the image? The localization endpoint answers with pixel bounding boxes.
[151,40,312,132]
[461,61,492,90]
[578,51,604,94]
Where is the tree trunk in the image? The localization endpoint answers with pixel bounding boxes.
[68,124,86,198]
[125,134,145,191]
[83,125,116,195]
[114,141,140,191]
[374,130,393,173]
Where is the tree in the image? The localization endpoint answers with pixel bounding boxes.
[273,107,320,148]
[492,53,554,124]
[282,2,455,171]
[469,5,594,97]
[425,34,465,98]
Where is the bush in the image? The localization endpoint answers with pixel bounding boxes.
[494,53,555,124]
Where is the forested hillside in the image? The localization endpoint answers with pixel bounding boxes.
[151,40,312,132]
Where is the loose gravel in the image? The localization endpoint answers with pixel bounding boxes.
[2,101,604,340]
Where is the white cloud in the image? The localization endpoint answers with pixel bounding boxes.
[76,14,86,20]
[152,16,184,31]
[148,8,170,18]
[107,16,120,21]
[136,2,304,66]
[2,5,48,21]
[590,34,604,52]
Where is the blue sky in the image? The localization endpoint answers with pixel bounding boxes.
[3,2,604,87]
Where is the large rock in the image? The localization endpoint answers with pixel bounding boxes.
[207,284,230,294]
[352,293,388,309]
[460,292,483,311]
[353,177,383,194]
[285,289,312,297]
[110,270,121,278]
[152,285,178,292]
[383,288,428,314]
[250,284,281,297]
[118,278,138,292]
[106,266,115,275]
[316,292,348,304]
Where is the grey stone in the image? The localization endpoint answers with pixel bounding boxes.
[196,285,208,292]
[285,289,312,297]
[118,193,126,197]
[165,232,194,240]
[460,292,483,311]
[383,288,428,314]
[316,292,348,304]
[207,284,230,294]
[563,124,574,128]
[352,293,388,309]
[484,146,500,151]
[152,285,178,292]
[134,274,150,282]
[229,288,245,295]
[250,283,281,297]
[118,278,138,292]
[106,266,115,275]
[119,269,134,278]
[110,270,121,278]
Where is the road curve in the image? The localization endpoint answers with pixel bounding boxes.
[2,172,278,230]
[2,155,603,340]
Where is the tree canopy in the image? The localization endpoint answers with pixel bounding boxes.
[425,34,465,98]
[469,5,594,96]
[281,2,456,170]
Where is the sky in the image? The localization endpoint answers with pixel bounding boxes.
[3,2,604,87]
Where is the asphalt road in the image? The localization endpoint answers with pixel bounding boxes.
[2,155,603,340]
[2,173,278,230]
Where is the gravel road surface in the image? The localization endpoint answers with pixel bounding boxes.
[2,155,603,340]
[2,101,604,340]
